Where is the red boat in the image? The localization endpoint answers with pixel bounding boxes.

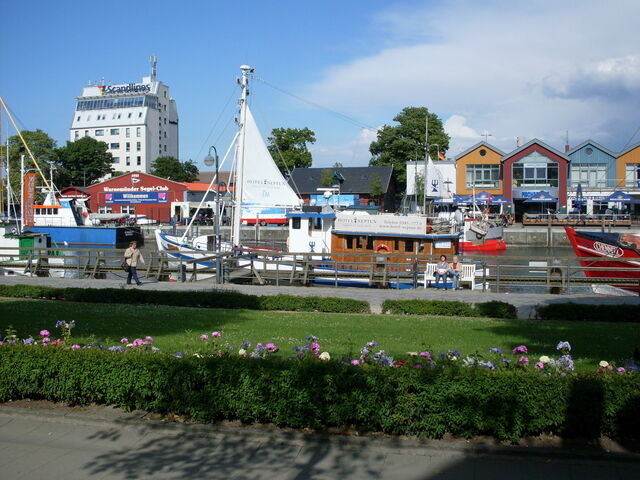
[564,226,640,293]
[459,219,507,252]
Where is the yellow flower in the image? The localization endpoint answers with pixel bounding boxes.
[319,352,331,361]
[406,352,418,357]
[599,360,609,368]
[238,348,247,356]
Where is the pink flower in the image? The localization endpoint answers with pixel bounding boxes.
[518,356,529,366]
[535,362,544,369]
[617,367,626,373]
[512,345,528,355]
[211,331,222,338]
[309,342,321,352]
[414,364,423,369]
[200,334,209,340]
[132,338,147,346]
[51,339,62,345]
[40,330,50,337]
[71,344,81,350]
[419,351,432,361]
[265,342,278,352]
[350,360,360,366]
[41,337,51,344]
[120,338,129,344]
[145,336,154,342]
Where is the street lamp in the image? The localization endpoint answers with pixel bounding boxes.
[204,146,222,284]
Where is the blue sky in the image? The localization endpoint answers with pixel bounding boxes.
[2,0,640,170]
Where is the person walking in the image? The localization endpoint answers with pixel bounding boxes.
[124,241,144,286]
[434,255,450,289]
[448,255,463,290]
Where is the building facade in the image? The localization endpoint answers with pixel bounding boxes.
[85,172,186,223]
[453,142,504,196]
[69,59,178,174]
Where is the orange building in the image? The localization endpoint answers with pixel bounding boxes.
[454,142,505,196]
[616,142,640,189]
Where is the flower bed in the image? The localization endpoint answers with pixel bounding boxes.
[2,322,639,442]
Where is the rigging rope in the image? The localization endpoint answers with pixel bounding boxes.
[253,76,374,130]
[192,85,239,165]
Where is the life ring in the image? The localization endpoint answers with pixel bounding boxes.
[375,244,390,253]
[82,212,88,217]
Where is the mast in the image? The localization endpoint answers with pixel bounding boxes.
[423,111,428,213]
[231,65,253,248]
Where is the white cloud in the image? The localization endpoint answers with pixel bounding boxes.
[302,0,640,157]
[310,127,381,168]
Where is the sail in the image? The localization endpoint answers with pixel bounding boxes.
[240,107,301,207]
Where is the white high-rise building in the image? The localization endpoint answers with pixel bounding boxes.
[69,57,178,174]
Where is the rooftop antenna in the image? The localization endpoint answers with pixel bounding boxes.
[150,55,157,82]
[564,130,570,153]
[481,131,492,142]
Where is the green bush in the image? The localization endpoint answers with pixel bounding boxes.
[536,303,640,322]
[0,285,369,314]
[381,299,516,319]
[1,346,638,441]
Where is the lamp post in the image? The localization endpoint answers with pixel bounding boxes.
[204,146,222,284]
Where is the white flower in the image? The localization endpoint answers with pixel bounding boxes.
[599,360,609,368]
[319,352,331,361]
[406,352,418,357]
[238,348,247,356]
[539,356,550,364]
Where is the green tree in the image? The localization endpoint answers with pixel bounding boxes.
[369,107,449,192]
[55,137,114,187]
[369,173,384,198]
[1,129,57,198]
[320,169,334,188]
[150,156,199,182]
[267,127,316,174]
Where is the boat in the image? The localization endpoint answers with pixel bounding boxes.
[0,220,51,276]
[460,218,506,252]
[564,226,640,293]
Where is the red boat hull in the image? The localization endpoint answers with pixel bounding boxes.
[460,238,507,252]
[564,226,640,293]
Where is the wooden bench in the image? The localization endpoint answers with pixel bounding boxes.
[424,263,477,290]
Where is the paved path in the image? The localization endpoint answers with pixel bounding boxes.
[1,275,638,318]
[1,406,639,480]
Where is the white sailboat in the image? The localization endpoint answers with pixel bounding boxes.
[154,65,302,272]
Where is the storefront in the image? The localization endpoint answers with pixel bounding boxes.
[85,172,187,223]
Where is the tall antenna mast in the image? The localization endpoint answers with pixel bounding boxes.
[231,65,253,248]
[150,55,157,81]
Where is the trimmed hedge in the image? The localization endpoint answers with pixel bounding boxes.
[381,299,517,319]
[536,303,640,322]
[0,285,369,314]
[1,346,639,441]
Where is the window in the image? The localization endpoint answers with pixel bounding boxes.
[404,240,414,253]
[625,164,640,188]
[356,237,363,249]
[513,153,558,187]
[74,131,79,140]
[84,130,89,136]
[126,156,131,166]
[292,217,301,229]
[87,115,91,121]
[138,112,143,118]
[136,156,141,166]
[125,128,130,138]
[110,128,119,135]
[110,143,120,149]
[164,118,167,124]
[112,113,117,120]
[77,116,80,121]
[164,132,167,138]
[164,145,167,152]
[121,206,135,214]
[128,113,132,118]
[98,206,112,214]
[136,142,141,151]
[479,148,487,157]
[345,236,353,249]
[112,157,120,164]
[125,142,130,152]
[95,129,104,136]
[136,127,141,137]
[312,218,322,230]
[570,164,606,187]
[466,164,500,188]
[366,237,374,250]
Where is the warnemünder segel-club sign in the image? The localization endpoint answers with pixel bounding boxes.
[104,192,168,204]
[98,83,151,95]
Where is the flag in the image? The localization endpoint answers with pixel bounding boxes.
[437,151,446,161]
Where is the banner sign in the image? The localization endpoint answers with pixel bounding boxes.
[22,173,36,227]
[334,214,426,236]
[104,191,168,204]
[310,194,358,206]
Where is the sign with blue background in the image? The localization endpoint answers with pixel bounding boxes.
[104,192,168,204]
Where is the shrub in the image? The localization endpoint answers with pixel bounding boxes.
[0,285,369,314]
[381,299,516,319]
[536,303,640,322]
[1,346,639,441]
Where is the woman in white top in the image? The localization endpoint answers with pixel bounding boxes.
[124,241,145,286]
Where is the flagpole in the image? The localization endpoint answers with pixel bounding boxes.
[423,111,428,213]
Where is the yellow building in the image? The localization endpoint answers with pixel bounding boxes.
[616,142,640,189]
[454,142,504,196]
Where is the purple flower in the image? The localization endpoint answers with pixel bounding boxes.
[41,337,50,344]
[173,352,184,358]
[419,351,432,361]
[108,346,125,352]
[350,359,360,366]
[211,331,222,338]
[23,338,34,345]
[120,338,129,344]
[512,345,528,355]
[200,334,209,340]
[556,355,574,371]
[535,362,544,369]
[71,344,81,350]
[305,335,318,342]
[360,347,370,355]
[145,336,154,342]
[489,347,503,355]
[617,367,626,373]
[556,341,571,352]
[265,342,278,352]
[518,356,529,366]
[414,364,423,369]
[39,330,50,337]
[366,341,379,348]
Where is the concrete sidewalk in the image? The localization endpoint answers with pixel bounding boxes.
[1,275,639,318]
[1,405,639,480]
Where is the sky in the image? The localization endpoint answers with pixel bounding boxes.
[1,0,639,171]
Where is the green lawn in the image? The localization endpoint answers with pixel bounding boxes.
[1,297,638,371]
